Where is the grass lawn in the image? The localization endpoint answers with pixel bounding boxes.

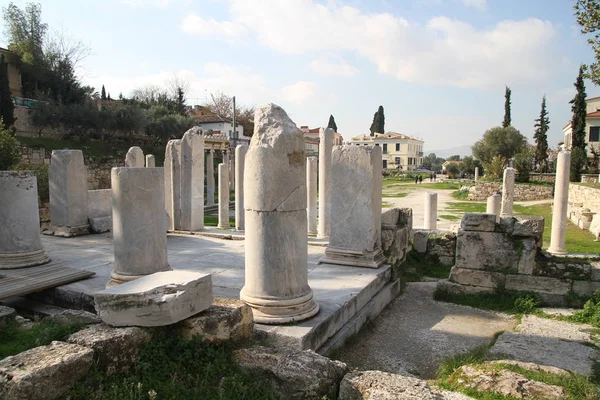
[204,215,235,226]
[439,214,461,221]
[382,192,408,198]
[0,320,84,359]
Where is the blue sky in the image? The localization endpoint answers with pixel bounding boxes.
[1,0,596,153]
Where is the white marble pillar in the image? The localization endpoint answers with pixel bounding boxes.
[235,144,248,231]
[108,167,171,287]
[229,158,235,192]
[164,140,182,231]
[0,171,50,268]
[180,127,205,232]
[306,156,318,235]
[223,150,229,167]
[474,167,479,182]
[145,154,155,168]
[424,192,438,230]
[319,145,384,268]
[486,193,502,222]
[49,150,89,236]
[206,149,215,206]
[500,167,516,217]
[217,163,230,229]
[241,103,319,324]
[318,127,334,238]
[125,146,144,167]
[548,150,571,255]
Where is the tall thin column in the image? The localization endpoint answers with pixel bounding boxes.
[0,171,50,268]
[486,193,502,222]
[164,140,182,231]
[180,127,204,232]
[229,158,235,192]
[217,163,230,229]
[306,156,318,235]
[241,103,319,324]
[145,154,155,167]
[206,149,215,206]
[500,167,515,217]
[424,192,438,230]
[125,146,144,167]
[474,167,479,182]
[108,167,171,287]
[223,150,229,167]
[318,128,334,238]
[235,144,248,231]
[548,150,571,254]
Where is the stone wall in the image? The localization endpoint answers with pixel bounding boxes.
[467,182,553,201]
[569,183,600,214]
[412,229,456,266]
[14,106,63,138]
[581,174,599,184]
[381,208,412,276]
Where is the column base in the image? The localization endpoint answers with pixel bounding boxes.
[106,266,172,288]
[240,289,319,325]
[44,224,90,238]
[217,224,231,230]
[319,247,385,269]
[547,248,567,256]
[0,249,51,269]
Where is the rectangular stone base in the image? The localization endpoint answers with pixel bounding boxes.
[44,224,90,238]
[319,247,385,269]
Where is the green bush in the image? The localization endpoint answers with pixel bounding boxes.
[15,163,49,202]
[0,121,21,170]
[569,290,600,327]
[513,293,541,313]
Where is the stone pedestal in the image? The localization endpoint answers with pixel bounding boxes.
[500,167,515,217]
[306,156,318,235]
[235,144,248,231]
[217,163,230,229]
[424,192,438,230]
[49,150,89,236]
[318,128,334,238]
[164,140,182,231]
[319,145,384,268]
[108,167,171,287]
[474,167,479,182]
[240,103,319,324]
[486,193,502,222]
[145,154,155,168]
[125,147,144,167]
[548,151,571,255]
[0,171,51,268]
[206,150,215,206]
[180,127,204,231]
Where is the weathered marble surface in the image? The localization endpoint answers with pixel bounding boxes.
[235,144,248,231]
[549,150,571,254]
[145,154,155,167]
[164,139,182,231]
[180,127,204,231]
[318,128,334,238]
[306,156,318,235]
[500,167,515,217]
[217,163,230,229]
[125,146,144,167]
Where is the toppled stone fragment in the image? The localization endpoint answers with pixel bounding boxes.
[460,213,496,232]
[339,370,444,400]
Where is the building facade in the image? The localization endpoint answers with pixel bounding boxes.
[351,132,424,170]
[0,47,22,98]
[300,126,344,157]
[563,95,600,156]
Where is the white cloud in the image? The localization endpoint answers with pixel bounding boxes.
[122,0,190,7]
[460,0,487,11]
[308,58,359,76]
[181,0,558,90]
[281,81,318,104]
[180,13,247,39]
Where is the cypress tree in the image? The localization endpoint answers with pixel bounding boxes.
[369,105,385,136]
[107,92,111,101]
[0,54,16,127]
[327,114,337,132]
[533,95,550,172]
[502,86,511,128]
[101,85,106,101]
[570,65,587,151]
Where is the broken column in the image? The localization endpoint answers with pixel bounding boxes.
[319,145,384,268]
[474,167,479,182]
[424,192,438,230]
[108,167,171,287]
[0,171,51,268]
[235,144,248,231]
[486,193,502,221]
[49,150,89,236]
[548,150,571,255]
[306,156,318,235]
[241,103,319,323]
[180,127,204,232]
[145,154,155,168]
[500,166,515,216]
[164,140,182,231]
[318,127,334,238]
[206,149,215,206]
[125,146,144,167]
[217,163,230,229]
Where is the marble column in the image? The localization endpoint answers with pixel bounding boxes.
[548,150,571,255]
[206,149,215,206]
[424,192,438,230]
[125,146,144,167]
[164,139,182,231]
[180,127,204,232]
[229,158,235,192]
[49,150,89,236]
[108,167,171,287]
[500,167,515,217]
[486,193,502,222]
[318,127,334,238]
[145,154,155,168]
[474,167,479,182]
[235,144,248,231]
[306,156,318,235]
[319,145,384,268]
[241,103,319,324]
[217,163,230,229]
[0,171,51,268]
[223,150,229,167]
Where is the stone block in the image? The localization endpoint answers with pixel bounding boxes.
[572,280,600,297]
[516,238,536,275]
[535,256,592,280]
[455,231,520,271]
[504,275,572,295]
[47,309,101,326]
[233,346,347,400]
[495,217,515,234]
[436,280,496,296]
[125,146,144,167]
[460,213,496,232]
[513,216,545,237]
[95,271,213,327]
[339,370,442,400]
[0,341,93,400]
[592,261,600,282]
[87,189,111,219]
[398,207,413,229]
[590,214,600,237]
[179,298,253,343]
[0,305,16,326]
[380,229,395,252]
[449,267,506,288]
[49,150,89,230]
[67,324,152,374]
[381,208,399,227]
[412,229,429,253]
[89,216,112,233]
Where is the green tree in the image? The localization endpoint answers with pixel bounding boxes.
[101,85,106,101]
[31,98,59,137]
[502,86,511,128]
[0,118,20,169]
[327,114,337,132]
[472,126,527,170]
[571,147,587,182]
[446,163,460,179]
[460,156,483,177]
[570,66,588,181]
[175,86,186,115]
[447,155,461,161]
[514,146,534,183]
[533,95,550,172]
[369,105,385,136]
[574,0,600,85]
[0,54,16,127]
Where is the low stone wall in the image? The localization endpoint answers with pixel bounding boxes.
[467,182,553,201]
[413,229,456,266]
[569,183,600,214]
[581,174,599,184]
[529,173,555,184]
[381,208,412,275]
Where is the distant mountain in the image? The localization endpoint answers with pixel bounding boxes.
[425,145,472,159]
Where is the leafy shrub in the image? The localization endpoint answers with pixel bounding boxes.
[513,293,541,313]
[569,290,600,327]
[0,120,21,170]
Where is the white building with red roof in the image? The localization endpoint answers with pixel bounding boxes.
[350,132,424,170]
[563,95,600,156]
